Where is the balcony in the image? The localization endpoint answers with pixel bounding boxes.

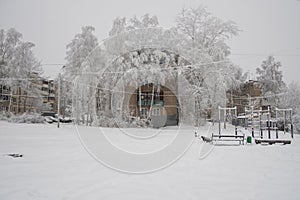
[137,100,164,107]
[41,90,49,96]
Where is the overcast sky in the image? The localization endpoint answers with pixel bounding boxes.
[0,0,300,83]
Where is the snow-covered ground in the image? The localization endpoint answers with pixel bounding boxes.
[0,121,300,200]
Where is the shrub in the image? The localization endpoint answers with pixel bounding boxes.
[8,113,45,124]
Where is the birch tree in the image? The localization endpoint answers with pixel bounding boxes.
[109,14,159,37]
[0,28,42,114]
[65,26,98,124]
[175,6,241,119]
[65,26,98,78]
[256,56,285,106]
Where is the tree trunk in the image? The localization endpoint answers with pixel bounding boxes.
[8,88,13,113]
[139,85,142,118]
[148,84,155,118]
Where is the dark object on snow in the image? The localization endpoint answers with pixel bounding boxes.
[59,117,72,123]
[8,154,23,158]
[201,135,213,143]
[41,112,56,117]
[247,136,252,144]
[255,139,291,145]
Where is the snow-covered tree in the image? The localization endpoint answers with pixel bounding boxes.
[65,26,98,77]
[109,14,159,37]
[176,6,239,63]
[279,82,300,133]
[0,28,22,79]
[109,17,126,37]
[279,82,300,112]
[8,41,43,112]
[175,6,241,119]
[256,56,285,105]
[0,28,43,113]
[72,7,244,126]
[128,14,159,30]
[293,108,300,134]
[63,26,99,123]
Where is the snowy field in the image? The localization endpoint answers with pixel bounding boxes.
[0,121,300,200]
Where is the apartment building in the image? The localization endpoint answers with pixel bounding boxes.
[0,76,57,114]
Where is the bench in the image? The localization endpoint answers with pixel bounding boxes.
[212,134,245,145]
[255,139,291,145]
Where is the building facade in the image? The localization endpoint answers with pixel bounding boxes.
[0,76,57,114]
[85,47,192,127]
[226,80,262,115]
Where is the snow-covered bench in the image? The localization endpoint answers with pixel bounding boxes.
[255,139,291,145]
[212,133,245,145]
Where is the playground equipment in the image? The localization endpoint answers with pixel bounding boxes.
[199,106,293,146]
[244,106,262,137]
[211,106,245,145]
[218,106,237,134]
[275,107,293,138]
[243,106,294,145]
[258,106,279,139]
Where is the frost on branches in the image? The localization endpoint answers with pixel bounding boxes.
[256,56,285,106]
[279,82,300,133]
[64,9,243,127]
[0,28,43,115]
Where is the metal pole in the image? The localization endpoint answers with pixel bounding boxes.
[57,73,61,128]
[234,106,237,119]
[290,110,294,139]
[260,113,263,139]
[251,106,254,137]
[284,111,286,134]
[244,107,247,129]
[275,108,278,139]
[275,112,278,139]
[267,109,270,139]
[139,84,142,117]
[76,81,79,124]
[224,108,226,129]
[234,107,237,137]
[218,106,221,137]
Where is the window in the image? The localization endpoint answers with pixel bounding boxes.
[0,95,9,101]
[137,90,164,106]
[154,91,164,106]
[140,108,148,118]
[152,107,161,116]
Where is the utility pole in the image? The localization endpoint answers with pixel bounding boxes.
[57,73,61,128]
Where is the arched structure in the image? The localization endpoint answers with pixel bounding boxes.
[72,28,197,126]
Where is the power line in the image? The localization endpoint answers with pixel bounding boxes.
[231,53,300,57]
[0,78,49,81]
[41,64,64,66]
